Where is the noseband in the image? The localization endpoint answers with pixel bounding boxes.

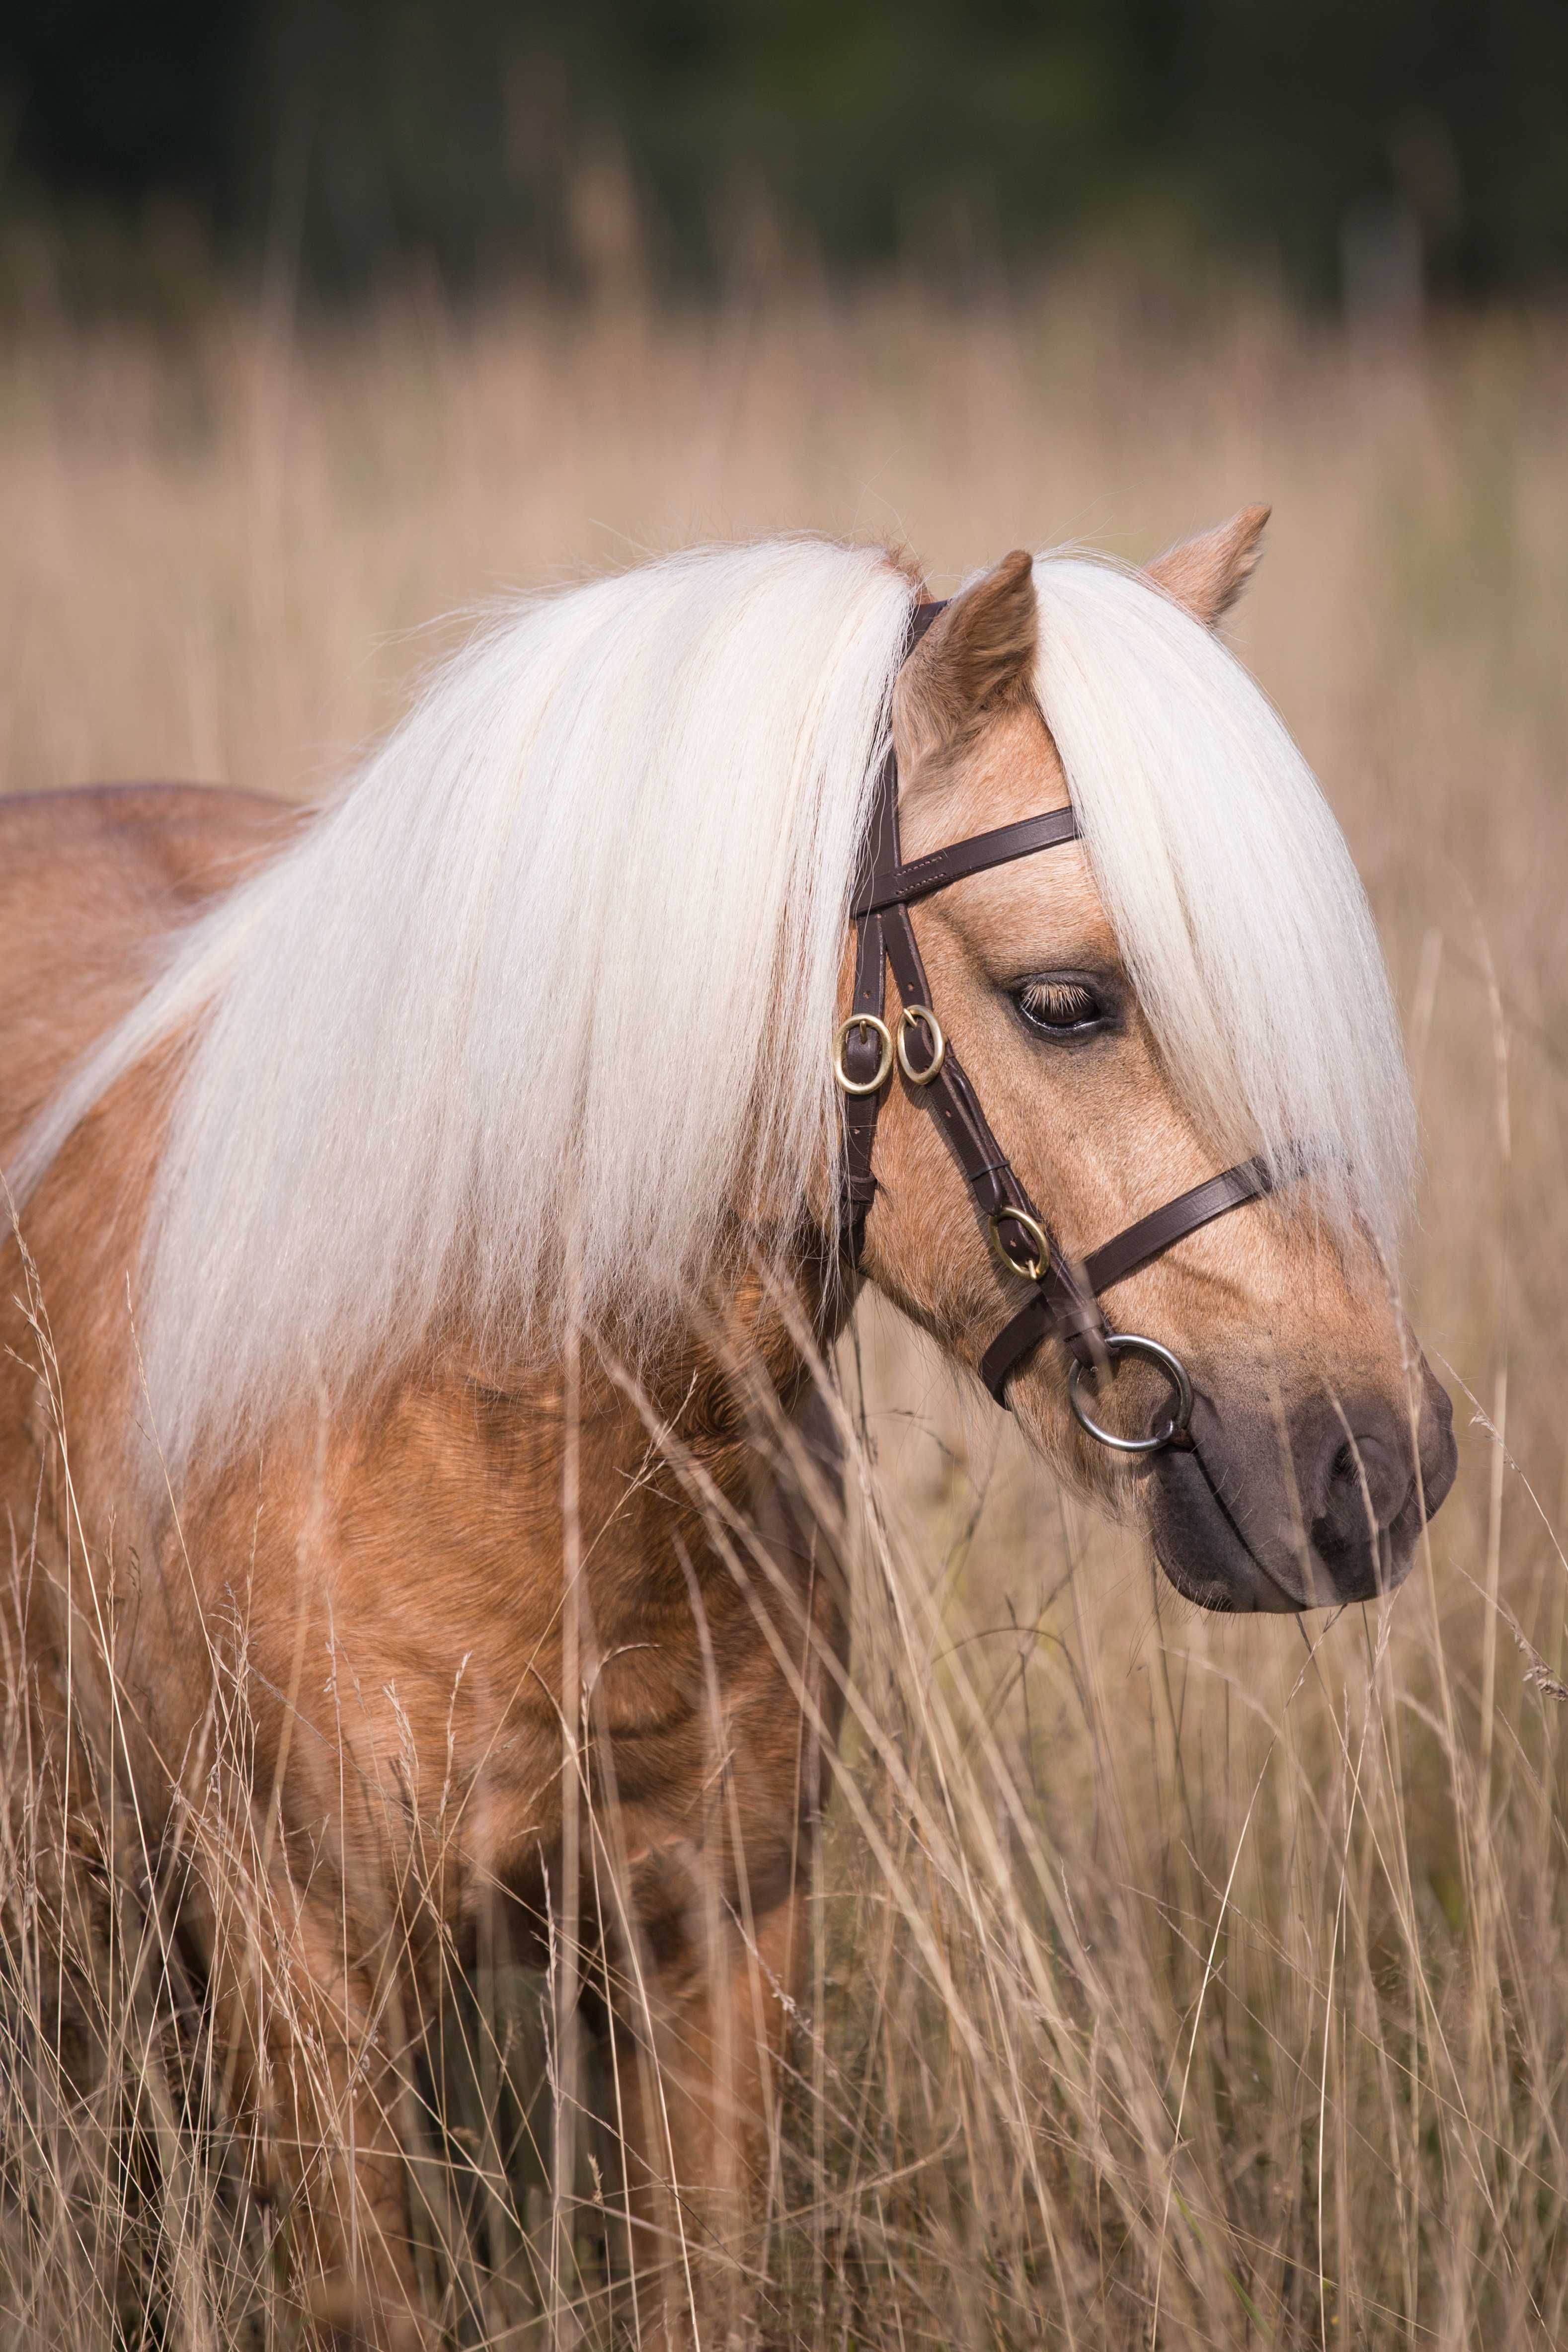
[835,599,1275,1454]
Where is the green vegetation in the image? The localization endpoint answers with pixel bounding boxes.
[4,1,1568,304]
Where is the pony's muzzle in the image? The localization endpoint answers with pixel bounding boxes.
[1148,1361,1457,1613]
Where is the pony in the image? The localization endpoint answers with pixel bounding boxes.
[0,511,1456,2347]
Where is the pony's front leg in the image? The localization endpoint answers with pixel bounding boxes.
[603,1864,807,2349]
[209,1869,435,2352]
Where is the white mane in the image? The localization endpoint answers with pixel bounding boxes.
[1030,553,1413,1251]
[11,534,1413,1481]
[16,540,916,1473]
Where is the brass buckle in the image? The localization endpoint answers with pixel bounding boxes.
[896,1004,946,1086]
[834,1014,894,1096]
[987,1207,1051,1284]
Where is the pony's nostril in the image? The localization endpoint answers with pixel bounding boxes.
[1329,1439,1376,1506]
[1313,1425,1411,1559]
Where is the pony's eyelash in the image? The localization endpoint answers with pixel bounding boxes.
[1018,979,1100,1029]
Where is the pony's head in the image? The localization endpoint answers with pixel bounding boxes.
[853,513,1456,1611]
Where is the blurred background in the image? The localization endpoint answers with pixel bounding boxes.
[5,8,1568,2347]
[3,0,1568,314]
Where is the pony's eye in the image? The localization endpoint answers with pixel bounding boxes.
[1013,977,1107,1037]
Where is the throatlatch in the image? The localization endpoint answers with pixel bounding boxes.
[835,598,1275,1453]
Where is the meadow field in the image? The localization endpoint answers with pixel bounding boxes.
[2,274,1567,2347]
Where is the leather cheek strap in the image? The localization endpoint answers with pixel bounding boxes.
[878,895,1105,1370]
[838,901,887,1251]
[839,600,1100,1365]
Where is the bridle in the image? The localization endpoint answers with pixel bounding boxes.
[834,598,1275,1455]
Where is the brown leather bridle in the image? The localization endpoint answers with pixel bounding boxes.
[835,599,1275,1454]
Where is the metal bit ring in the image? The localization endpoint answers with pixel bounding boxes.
[1069,1333,1194,1454]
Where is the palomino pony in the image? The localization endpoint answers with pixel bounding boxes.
[0,512,1455,2345]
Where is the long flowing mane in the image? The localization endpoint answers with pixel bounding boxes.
[1032,555,1413,1248]
[10,536,1413,1481]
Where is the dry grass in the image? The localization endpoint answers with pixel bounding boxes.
[3,274,1568,2346]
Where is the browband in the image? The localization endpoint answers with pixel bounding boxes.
[838,595,1281,1422]
[851,807,1083,917]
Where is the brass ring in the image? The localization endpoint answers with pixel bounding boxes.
[833,1014,894,1096]
[1068,1333,1194,1455]
[896,1004,946,1087]
[987,1207,1052,1285]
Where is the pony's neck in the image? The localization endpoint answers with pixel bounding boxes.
[369,1233,855,1625]
[585,1229,852,1491]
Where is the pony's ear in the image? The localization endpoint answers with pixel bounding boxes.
[897,549,1037,756]
[1145,504,1270,628]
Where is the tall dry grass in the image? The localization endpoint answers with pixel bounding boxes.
[2,275,1568,2346]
